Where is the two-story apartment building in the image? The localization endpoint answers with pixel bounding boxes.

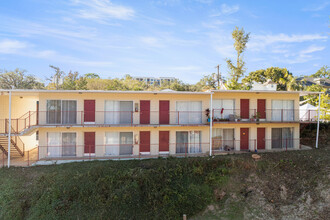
[0,89,320,165]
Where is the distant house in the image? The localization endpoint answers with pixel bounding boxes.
[297,77,330,92]
[133,76,177,86]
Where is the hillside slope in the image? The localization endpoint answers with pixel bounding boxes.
[0,148,329,219]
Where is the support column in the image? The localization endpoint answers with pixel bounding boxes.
[7,91,12,168]
[209,92,213,156]
[316,93,321,149]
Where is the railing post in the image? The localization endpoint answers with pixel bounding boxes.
[254,139,256,152]
[185,143,187,157]
[27,150,30,166]
[178,112,180,125]
[16,119,18,133]
[131,111,133,126]
[81,111,83,125]
[281,109,283,122]
[286,138,287,151]
[89,145,91,160]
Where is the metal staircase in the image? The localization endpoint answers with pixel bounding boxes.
[0,136,25,157]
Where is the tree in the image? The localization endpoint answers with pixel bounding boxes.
[226,27,250,90]
[62,71,87,90]
[47,65,65,90]
[242,67,300,91]
[0,68,44,89]
[303,84,330,121]
[193,73,217,91]
[310,66,329,79]
[85,73,100,79]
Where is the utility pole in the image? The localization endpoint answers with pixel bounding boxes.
[215,64,221,89]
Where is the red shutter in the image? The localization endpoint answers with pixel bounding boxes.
[257,99,266,119]
[257,128,265,150]
[159,101,169,124]
[240,128,249,150]
[140,100,150,124]
[84,132,95,154]
[159,131,169,152]
[84,100,95,122]
[240,99,250,119]
[140,131,150,153]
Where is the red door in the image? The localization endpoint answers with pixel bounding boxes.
[84,100,95,123]
[159,100,169,124]
[159,131,169,152]
[140,100,150,124]
[84,132,95,154]
[257,99,266,119]
[240,128,249,150]
[140,131,150,153]
[257,128,265,150]
[240,99,250,119]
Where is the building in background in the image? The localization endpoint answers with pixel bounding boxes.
[133,76,178,86]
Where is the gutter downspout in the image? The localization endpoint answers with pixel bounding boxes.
[315,93,321,149]
[209,92,213,156]
[7,91,12,168]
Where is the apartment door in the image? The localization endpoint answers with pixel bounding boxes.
[159,131,169,152]
[257,128,265,150]
[240,128,249,150]
[159,100,170,124]
[84,100,95,123]
[140,100,150,124]
[140,131,150,153]
[240,99,250,119]
[257,99,266,119]
[84,132,95,154]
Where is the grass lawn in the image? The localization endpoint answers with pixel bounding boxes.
[0,147,329,219]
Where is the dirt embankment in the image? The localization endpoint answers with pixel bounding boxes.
[194,148,330,220]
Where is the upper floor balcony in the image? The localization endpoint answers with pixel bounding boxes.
[0,110,208,134]
[0,108,319,135]
[211,108,318,123]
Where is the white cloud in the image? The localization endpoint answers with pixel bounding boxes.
[0,39,28,54]
[195,0,213,4]
[71,0,135,22]
[210,4,239,17]
[248,33,328,51]
[300,45,325,55]
[302,2,330,11]
[140,37,162,48]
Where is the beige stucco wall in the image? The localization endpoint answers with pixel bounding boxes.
[212,123,300,151]
[0,94,39,151]
[0,91,302,155]
[212,92,300,121]
[38,93,211,125]
[38,126,210,159]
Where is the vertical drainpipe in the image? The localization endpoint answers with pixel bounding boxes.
[209,92,213,156]
[7,91,12,168]
[315,93,321,149]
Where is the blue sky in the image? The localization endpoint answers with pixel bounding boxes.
[0,0,329,84]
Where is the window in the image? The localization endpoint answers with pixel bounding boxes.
[213,99,235,119]
[271,100,294,121]
[176,101,202,124]
[212,128,235,151]
[104,101,133,124]
[271,128,293,149]
[105,132,133,156]
[47,132,76,157]
[46,100,77,124]
[176,131,201,153]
